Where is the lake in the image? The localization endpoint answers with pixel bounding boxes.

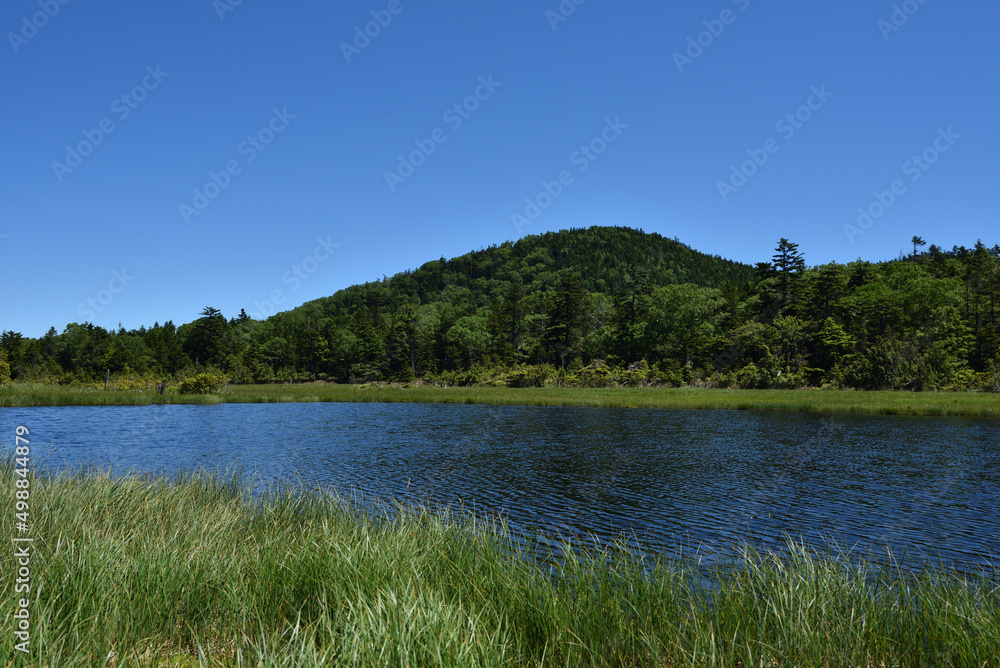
[4,402,999,572]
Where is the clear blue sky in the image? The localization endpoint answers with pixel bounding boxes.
[2,0,997,337]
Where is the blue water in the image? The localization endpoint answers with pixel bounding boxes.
[4,402,999,572]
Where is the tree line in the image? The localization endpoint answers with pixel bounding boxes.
[2,226,998,391]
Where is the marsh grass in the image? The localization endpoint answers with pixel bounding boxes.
[2,459,997,667]
[3,383,1000,417]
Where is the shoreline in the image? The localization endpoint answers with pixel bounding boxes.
[2,383,1000,417]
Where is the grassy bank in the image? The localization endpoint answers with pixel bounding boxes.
[2,462,998,667]
[2,382,1000,417]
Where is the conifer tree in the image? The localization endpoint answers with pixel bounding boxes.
[772,238,806,312]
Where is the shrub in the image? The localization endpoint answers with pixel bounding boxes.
[505,365,556,388]
[654,362,692,387]
[179,373,226,395]
[734,362,775,389]
[575,360,617,388]
[621,360,650,387]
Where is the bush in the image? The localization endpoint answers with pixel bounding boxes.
[574,360,617,388]
[733,362,777,389]
[621,360,650,387]
[653,362,692,387]
[179,373,226,395]
[107,374,161,392]
[505,365,555,388]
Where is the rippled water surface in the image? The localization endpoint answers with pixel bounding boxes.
[5,402,999,570]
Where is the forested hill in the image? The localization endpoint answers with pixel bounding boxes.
[3,229,999,393]
[300,226,755,319]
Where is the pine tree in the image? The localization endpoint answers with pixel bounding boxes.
[772,238,806,312]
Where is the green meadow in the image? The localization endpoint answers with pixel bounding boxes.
[2,382,1000,417]
[2,459,997,667]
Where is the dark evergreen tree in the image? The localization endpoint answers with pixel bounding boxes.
[183,307,228,368]
[771,238,806,313]
[545,271,587,368]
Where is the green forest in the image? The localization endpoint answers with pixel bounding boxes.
[3,226,999,392]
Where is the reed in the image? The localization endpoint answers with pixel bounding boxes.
[1,459,997,666]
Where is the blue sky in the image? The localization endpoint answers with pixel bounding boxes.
[2,0,998,337]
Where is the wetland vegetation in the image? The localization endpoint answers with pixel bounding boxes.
[3,459,997,667]
[2,382,1000,417]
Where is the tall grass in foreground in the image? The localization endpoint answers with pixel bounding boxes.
[2,460,998,667]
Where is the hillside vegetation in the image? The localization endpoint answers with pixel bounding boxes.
[2,227,999,392]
